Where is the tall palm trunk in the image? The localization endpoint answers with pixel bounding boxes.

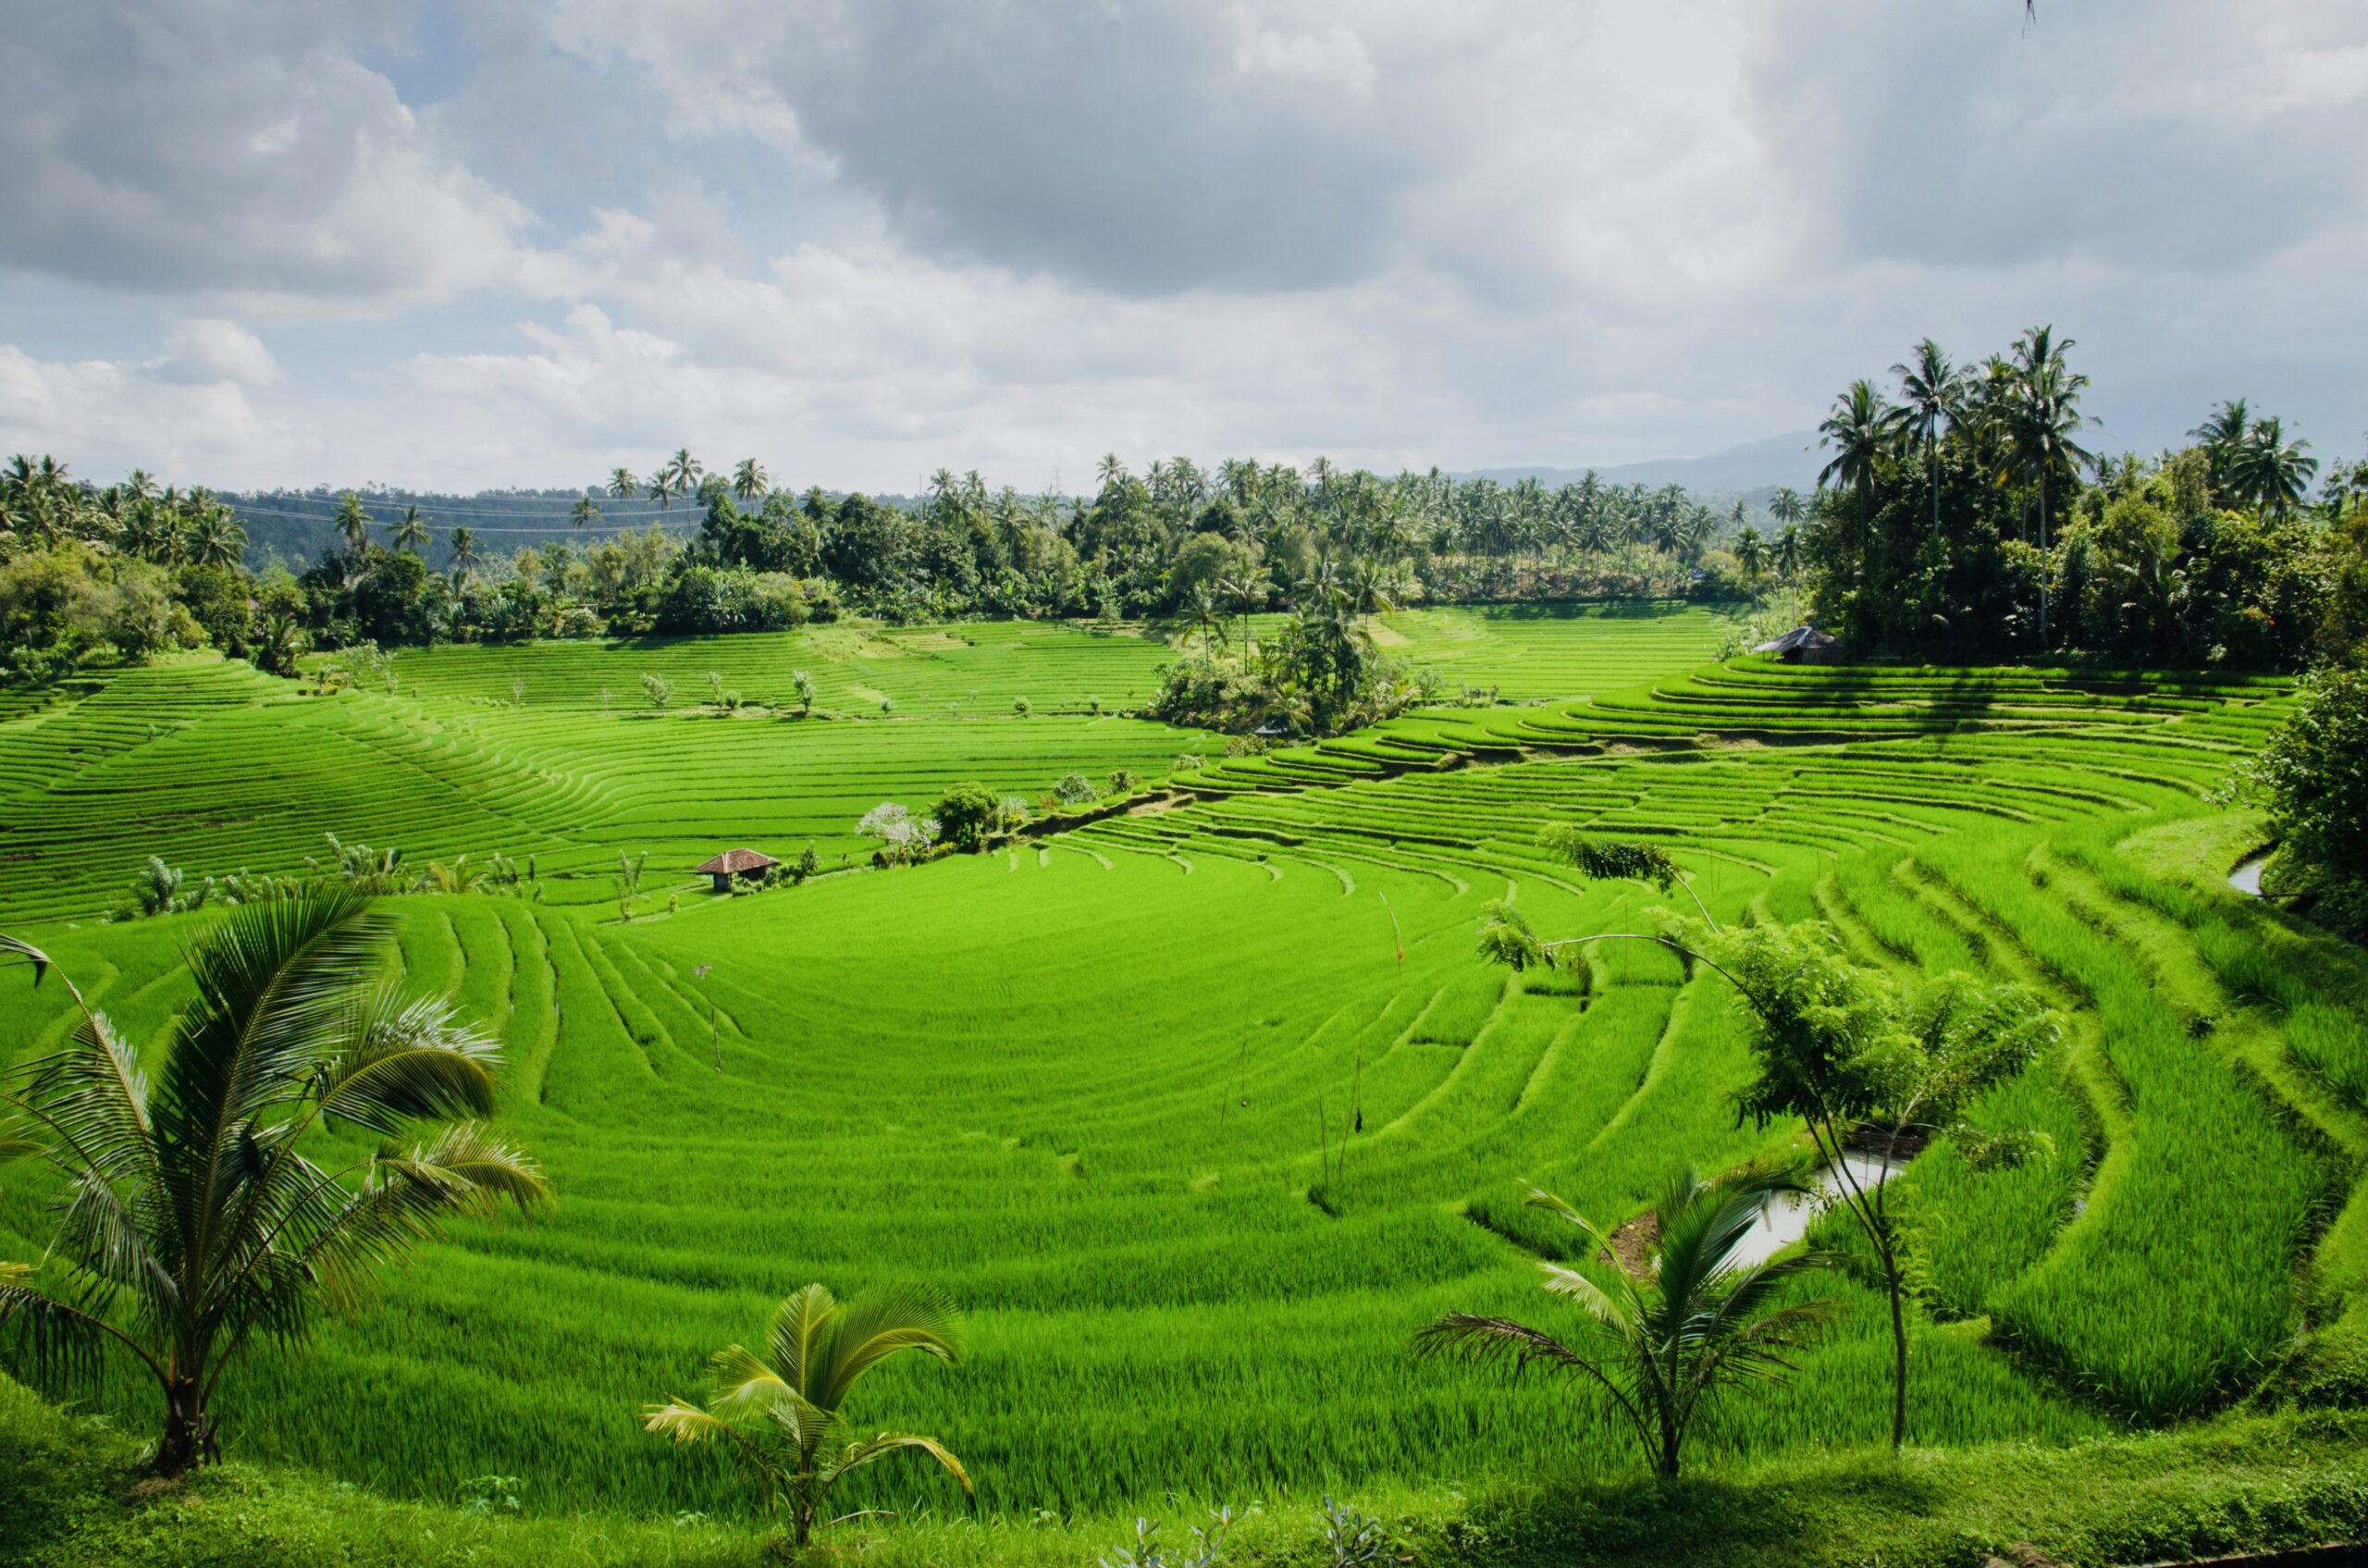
[2039,483,2051,648]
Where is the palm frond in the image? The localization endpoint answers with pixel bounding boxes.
[153,890,385,1250]
[0,1115,48,1162]
[1536,1262,1636,1335]
[312,988,503,1135]
[1682,1299,1841,1395]
[0,932,53,983]
[298,1126,548,1313]
[1661,1172,1805,1308]
[643,1398,736,1444]
[52,1172,167,1310]
[1698,1247,1850,1333]
[825,1431,972,1494]
[812,1280,966,1408]
[1411,1313,1593,1377]
[0,1262,150,1382]
[768,1283,838,1398]
[642,1397,793,1511]
[8,1013,158,1188]
[374,1122,552,1216]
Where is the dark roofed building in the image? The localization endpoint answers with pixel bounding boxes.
[696,847,778,892]
[1752,625,1845,665]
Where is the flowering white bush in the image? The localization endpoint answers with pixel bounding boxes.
[857,802,941,863]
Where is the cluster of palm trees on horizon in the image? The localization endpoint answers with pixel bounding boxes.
[591,449,772,528]
[1809,325,2325,642]
[0,455,247,571]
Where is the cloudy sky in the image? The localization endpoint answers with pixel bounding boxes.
[1,0,2362,494]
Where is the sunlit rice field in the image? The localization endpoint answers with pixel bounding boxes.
[4,601,2365,1527]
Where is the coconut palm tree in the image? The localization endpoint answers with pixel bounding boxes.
[1185,582,1225,656]
[1769,487,1806,529]
[1344,557,1397,616]
[733,459,769,503]
[608,468,639,502]
[648,472,679,511]
[1413,1168,1837,1478]
[2236,416,2318,519]
[253,610,303,675]
[2189,399,2251,498]
[1220,573,1264,658]
[332,492,374,556]
[1774,523,1803,580]
[2006,327,2093,645]
[1733,525,1768,595]
[1890,339,1962,537]
[387,504,430,556]
[188,509,246,570]
[569,496,600,531]
[644,1282,970,1548]
[1818,380,1893,519]
[118,500,173,562]
[663,448,703,498]
[0,895,550,1475]
[448,525,482,579]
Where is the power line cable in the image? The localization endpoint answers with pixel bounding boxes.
[223,501,705,535]
[223,497,706,521]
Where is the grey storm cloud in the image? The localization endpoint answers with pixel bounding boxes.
[1745,0,2368,275]
[756,2,1424,294]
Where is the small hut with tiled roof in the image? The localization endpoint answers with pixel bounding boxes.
[696,847,778,893]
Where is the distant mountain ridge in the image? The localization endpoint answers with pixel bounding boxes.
[1456,430,1820,497]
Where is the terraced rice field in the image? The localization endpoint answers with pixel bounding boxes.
[0,606,1738,925]
[5,602,2366,1526]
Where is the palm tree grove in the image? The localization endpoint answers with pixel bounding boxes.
[4,6,2367,1567]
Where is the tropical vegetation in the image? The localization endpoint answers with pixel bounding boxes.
[0,891,549,1473]
[1414,1168,1841,1478]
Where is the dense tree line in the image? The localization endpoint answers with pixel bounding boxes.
[1799,328,2366,670]
[1796,327,2368,932]
[3,444,1765,687]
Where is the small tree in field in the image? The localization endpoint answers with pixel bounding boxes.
[2240,666,2368,931]
[642,673,673,710]
[933,781,1001,852]
[0,894,550,1474]
[1415,1168,1839,1477]
[1480,831,2060,1451]
[793,669,816,715]
[1670,918,2058,1451]
[644,1282,969,1549]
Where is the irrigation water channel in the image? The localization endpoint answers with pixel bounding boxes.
[1719,855,2272,1269]
[1726,1151,1897,1269]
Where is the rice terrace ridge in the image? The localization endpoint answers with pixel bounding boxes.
[4,4,2368,1568]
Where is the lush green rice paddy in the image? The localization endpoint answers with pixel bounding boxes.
[5,601,2365,1526]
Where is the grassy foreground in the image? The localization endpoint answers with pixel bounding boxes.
[7,1376,2366,1568]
